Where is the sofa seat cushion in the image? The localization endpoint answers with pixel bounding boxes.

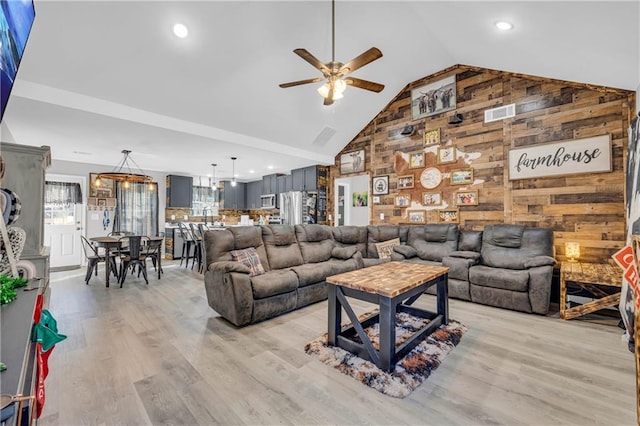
[327,258,359,275]
[469,265,529,292]
[362,257,390,268]
[403,258,442,267]
[291,263,334,287]
[250,269,299,299]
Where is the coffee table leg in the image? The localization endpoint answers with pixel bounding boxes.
[437,274,448,324]
[379,297,395,372]
[327,284,341,346]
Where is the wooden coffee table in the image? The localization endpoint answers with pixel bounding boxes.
[560,261,622,320]
[326,261,449,372]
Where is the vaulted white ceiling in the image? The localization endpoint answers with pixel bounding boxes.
[2,1,638,182]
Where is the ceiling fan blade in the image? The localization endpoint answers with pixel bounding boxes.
[345,77,385,93]
[279,77,324,88]
[293,48,331,76]
[339,47,383,75]
[323,85,335,106]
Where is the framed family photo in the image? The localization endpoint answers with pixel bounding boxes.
[422,192,442,206]
[372,175,389,195]
[411,76,456,120]
[407,210,426,224]
[451,169,474,185]
[424,128,440,146]
[409,152,425,169]
[438,209,459,223]
[455,190,478,206]
[437,146,456,164]
[395,194,411,207]
[397,175,415,189]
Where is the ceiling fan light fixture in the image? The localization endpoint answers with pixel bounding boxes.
[317,79,346,100]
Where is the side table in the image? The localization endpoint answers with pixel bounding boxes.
[560,261,622,320]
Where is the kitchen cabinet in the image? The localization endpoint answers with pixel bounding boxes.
[166,175,193,207]
[246,181,262,210]
[220,181,246,210]
[277,174,292,194]
[291,165,326,191]
[262,174,278,195]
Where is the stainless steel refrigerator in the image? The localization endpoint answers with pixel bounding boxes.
[279,191,317,225]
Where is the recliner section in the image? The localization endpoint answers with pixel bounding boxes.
[203,223,556,326]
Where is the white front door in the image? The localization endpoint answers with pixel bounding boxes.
[44,175,85,268]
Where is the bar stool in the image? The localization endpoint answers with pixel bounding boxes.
[190,223,204,272]
[178,222,196,268]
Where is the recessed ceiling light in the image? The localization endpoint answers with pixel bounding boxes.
[267,165,274,170]
[249,170,255,174]
[495,21,513,31]
[173,23,189,38]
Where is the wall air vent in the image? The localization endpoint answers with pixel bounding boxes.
[484,103,516,123]
[312,126,337,146]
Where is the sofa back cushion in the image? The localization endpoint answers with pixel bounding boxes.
[294,224,335,263]
[262,224,304,269]
[407,224,459,262]
[366,225,410,258]
[481,225,553,269]
[459,230,483,252]
[332,226,368,257]
[205,226,270,271]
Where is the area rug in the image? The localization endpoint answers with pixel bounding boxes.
[304,312,467,398]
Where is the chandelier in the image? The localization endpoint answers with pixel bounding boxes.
[95,149,154,190]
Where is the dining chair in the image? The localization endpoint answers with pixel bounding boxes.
[117,235,149,287]
[177,222,196,268]
[81,236,118,285]
[143,237,164,279]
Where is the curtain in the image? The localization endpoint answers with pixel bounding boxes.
[44,181,82,205]
[113,182,158,236]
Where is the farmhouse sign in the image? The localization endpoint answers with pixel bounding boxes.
[508,135,611,180]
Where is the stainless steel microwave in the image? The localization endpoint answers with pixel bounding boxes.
[260,194,276,209]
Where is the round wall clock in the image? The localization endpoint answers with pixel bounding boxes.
[420,167,443,189]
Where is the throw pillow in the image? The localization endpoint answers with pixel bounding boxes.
[230,247,265,277]
[331,246,358,260]
[375,238,400,259]
[393,245,417,258]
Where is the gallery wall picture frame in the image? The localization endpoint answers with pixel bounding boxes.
[409,152,425,169]
[450,169,474,185]
[397,175,415,189]
[407,209,426,224]
[395,194,411,207]
[455,189,478,206]
[340,149,365,174]
[372,175,389,195]
[352,192,368,207]
[411,75,456,120]
[424,128,440,146]
[422,192,443,206]
[438,209,459,223]
[437,146,457,164]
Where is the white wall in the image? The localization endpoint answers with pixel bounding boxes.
[335,173,370,226]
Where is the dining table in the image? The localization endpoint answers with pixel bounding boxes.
[89,236,164,287]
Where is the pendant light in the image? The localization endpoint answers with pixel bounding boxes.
[230,157,237,187]
[210,163,218,191]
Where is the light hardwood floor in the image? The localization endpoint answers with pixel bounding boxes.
[39,261,637,425]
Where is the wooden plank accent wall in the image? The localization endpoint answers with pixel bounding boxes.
[330,65,636,263]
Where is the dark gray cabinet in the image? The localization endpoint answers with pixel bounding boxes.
[277,174,292,194]
[246,180,262,209]
[262,174,278,195]
[220,181,246,210]
[291,166,321,191]
[166,175,193,207]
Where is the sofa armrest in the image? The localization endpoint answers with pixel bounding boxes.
[527,265,554,314]
[442,254,478,282]
[393,245,417,259]
[524,256,556,269]
[208,260,251,274]
[448,250,481,261]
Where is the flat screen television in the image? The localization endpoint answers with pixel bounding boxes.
[0,0,35,123]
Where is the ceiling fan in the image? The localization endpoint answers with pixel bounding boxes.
[279,0,384,106]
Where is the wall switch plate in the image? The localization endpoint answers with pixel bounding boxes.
[373,196,380,204]
[380,213,385,220]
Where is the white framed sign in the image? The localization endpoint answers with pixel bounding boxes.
[508,134,611,180]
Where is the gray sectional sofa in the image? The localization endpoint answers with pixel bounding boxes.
[203,223,555,326]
